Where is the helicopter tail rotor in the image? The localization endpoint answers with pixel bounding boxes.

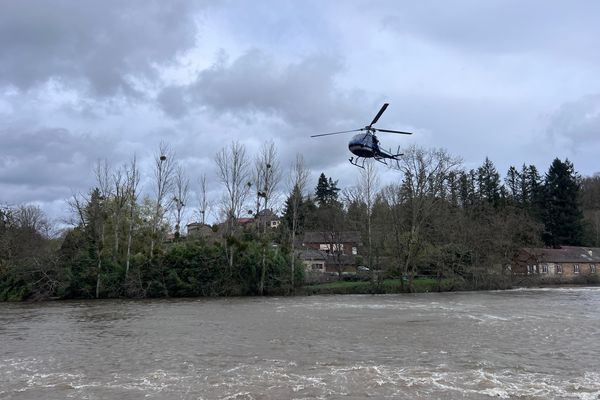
[392,145,404,158]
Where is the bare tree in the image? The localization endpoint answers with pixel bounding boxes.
[397,145,462,290]
[66,191,89,227]
[92,159,114,298]
[15,204,51,236]
[196,173,211,225]
[172,164,190,240]
[380,183,406,275]
[215,141,251,268]
[251,141,281,295]
[150,142,176,257]
[125,155,140,278]
[287,154,310,288]
[252,141,281,222]
[357,160,380,271]
[316,205,349,280]
[110,165,129,262]
[95,159,113,198]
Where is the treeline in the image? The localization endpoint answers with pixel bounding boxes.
[1,142,301,301]
[1,142,599,300]
[291,149,599,291]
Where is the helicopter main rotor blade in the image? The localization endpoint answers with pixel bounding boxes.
[311,128,364,138]
[369,103,389,127]
[374,128,413,135]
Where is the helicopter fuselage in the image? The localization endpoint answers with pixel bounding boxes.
[311,103,412,168]
[348,132,379,158]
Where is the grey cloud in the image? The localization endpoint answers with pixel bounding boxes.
[157,86,190,119]
[0,1,202,96]
[0,127,112,192]
[547,94,600,145]
[380,1,600,57]
[158,49,362,129]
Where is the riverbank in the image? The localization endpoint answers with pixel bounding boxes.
[300,277,600,296]
[5,274,599,301]
[300,277,464,295]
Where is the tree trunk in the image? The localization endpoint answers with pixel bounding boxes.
[125,218,133,278]
[95,221,106,299]
[113,216,119,262]
[290,227,296,290]
[96,258,101,299]
[259,245,267,295]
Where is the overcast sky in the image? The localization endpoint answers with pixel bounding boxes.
[1,0,600,223]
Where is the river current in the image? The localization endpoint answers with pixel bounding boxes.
[1,288,600,399]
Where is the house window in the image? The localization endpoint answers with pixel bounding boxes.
[311,263,324,271]
[352,247,358,255]
[541,264,548,273]
[527,265,539,274]
[319,243,343,253]
[592,264,597,274]
[574,264,580,274]
[556,265,563,274]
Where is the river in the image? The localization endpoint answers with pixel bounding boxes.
[1,288,600,399]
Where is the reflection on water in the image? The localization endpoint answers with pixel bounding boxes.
[2,288,600,399]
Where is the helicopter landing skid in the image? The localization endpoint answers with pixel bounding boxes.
[349,156,366,169]
[375,156,399,170]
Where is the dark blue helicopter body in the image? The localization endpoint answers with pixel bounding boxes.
[348,133,378,158]
[311,103,413,168]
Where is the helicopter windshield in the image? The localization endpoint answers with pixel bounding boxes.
[348,133,379,158]
[349,133,376,148]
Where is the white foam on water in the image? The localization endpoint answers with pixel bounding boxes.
[221,391,255,400]
[510,286,600,293]
[4,356,600,399]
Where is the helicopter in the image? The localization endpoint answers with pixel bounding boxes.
[311,103,413,168]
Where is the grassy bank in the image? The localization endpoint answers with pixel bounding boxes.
[300,277,462,295]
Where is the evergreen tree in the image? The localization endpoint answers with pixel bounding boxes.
[541,158,584,247]
[519,163,530,207]
[314,173,340,207]
[477,157,501,206]
[505,165,521,205]
[446,171,460,207]
[282,184,306,233]
[581,175,600,246]
[315,173,329,207]
[525,165,543,208]
[458,170,477,208]
[327,177,340,203]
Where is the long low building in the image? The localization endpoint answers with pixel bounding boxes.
[514,246,600,280]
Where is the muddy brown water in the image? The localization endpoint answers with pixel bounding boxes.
[2,288,600,399]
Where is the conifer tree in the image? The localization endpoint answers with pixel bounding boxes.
[477,157,501,206]
[283,184,305,233]
[315,173,340,207]
[505,166,521,204]
[542,158,584,247]
[315,173,329,207]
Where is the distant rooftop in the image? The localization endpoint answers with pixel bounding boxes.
[522,246,600,263]
[303,231,361,244]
